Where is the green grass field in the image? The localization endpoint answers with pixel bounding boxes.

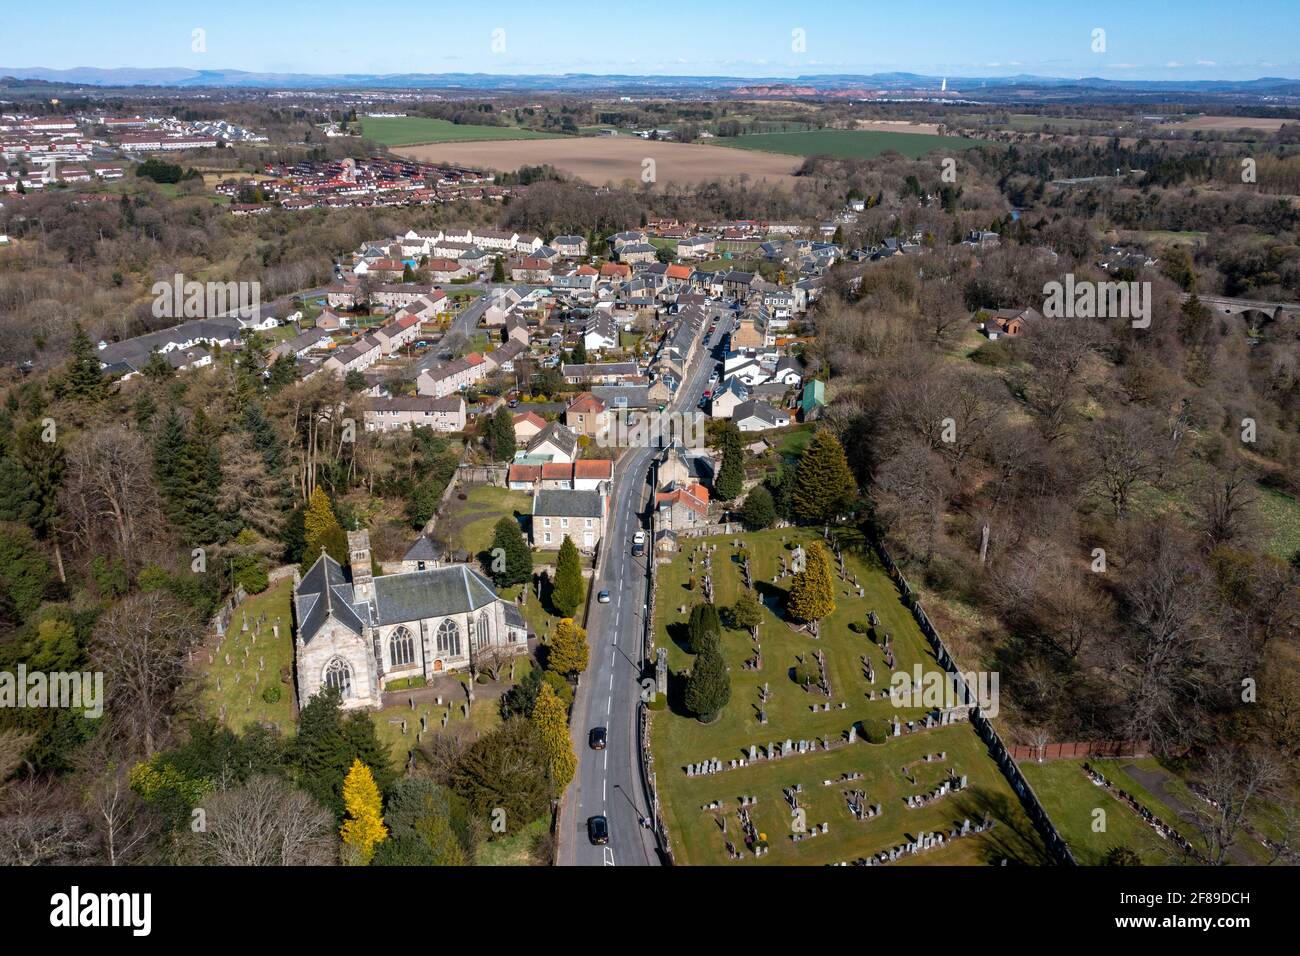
[1019,759,1170,864]
[649,527,1048,866]
[442,485,534,560]
[721,129,992,161]
[359,116,563,147]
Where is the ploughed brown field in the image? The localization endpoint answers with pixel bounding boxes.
[1158,115,1295,132]
[393,137,803,188]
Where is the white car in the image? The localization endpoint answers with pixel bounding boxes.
[633,530,647,545]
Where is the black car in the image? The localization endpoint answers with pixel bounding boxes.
[589,726,607,750]
[587,814,609,845]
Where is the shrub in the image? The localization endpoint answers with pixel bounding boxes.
[261,685,282,704]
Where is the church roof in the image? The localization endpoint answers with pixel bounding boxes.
[371,564,498,626]
[295,554,501,645]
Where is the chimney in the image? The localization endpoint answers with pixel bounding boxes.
[348,530,375,603]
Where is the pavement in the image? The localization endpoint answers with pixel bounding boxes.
[557,310,733,866]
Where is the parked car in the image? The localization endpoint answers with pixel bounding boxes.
[588,815,609,845]
[633,530,647,545]
[597,590,611,603]
[589,727,607,750]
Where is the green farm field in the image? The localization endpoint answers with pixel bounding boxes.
[721,129,992,161]
[360,116,563,147]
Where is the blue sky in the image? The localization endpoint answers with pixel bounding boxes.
[2,0,1297,80]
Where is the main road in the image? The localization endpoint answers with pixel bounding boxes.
[558,308,733,866]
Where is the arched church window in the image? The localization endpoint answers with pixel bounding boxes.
[388,626,416,667]
[324,657,353,698]
[437,618,461,657]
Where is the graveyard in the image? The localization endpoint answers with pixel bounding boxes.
[196,576,297,732]
[648,527,1050,866]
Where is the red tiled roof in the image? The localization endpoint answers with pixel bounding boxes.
[573,459,613,480]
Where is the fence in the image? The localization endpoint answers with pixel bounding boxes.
[1010,740,1152,762]
[871,535,1078,866]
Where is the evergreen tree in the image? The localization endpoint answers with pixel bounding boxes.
[730,588,764,635]
[489,516,532,587]
[550,536,584,616]
[714,423,744,501]
[571,338,588,365]
[340,758,388,865]
[685,641,731,723]
[0,455,38,528]
[491,256,506,282]
[787,540,836,633]
[687,602,721,654]
[532,682,576,791]
[546,617,589,677]
[741,485,776,530]
[0,522,51,624]
[484,404,516,462]
[370,778,469,866]
[57,323,109,402]
[449,718,553,836]
[293,688,394,818]
[790,429,857,524]
[302,486,348,568]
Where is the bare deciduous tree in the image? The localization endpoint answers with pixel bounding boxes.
[90,590,203,757]
[181,775,335,866]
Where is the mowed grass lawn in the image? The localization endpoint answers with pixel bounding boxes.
[1019,759,1169,865]
[196,577,297,733]
[360,116,563,147]
[443,485,534,560]
[649,527,1048,866]
[722,129,991,160]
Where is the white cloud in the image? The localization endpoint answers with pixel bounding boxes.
[1196,59,1216,67]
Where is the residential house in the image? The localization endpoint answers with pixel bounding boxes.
[732,399,791,432]
[531,489,606,551]
[525,421,579,464]
[362,395,466,433]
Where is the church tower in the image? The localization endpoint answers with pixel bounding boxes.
[348,530,375,603]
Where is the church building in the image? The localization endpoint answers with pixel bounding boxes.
[293,530,528,710]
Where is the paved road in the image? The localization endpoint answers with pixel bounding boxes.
[558,308,733,867]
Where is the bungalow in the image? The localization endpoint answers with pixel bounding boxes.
[732,399,791,432]
[362,395,466,433]
[315,308,351,332]
[562,361,640,386]
[979,307,1041,339]
[271,329,332,360]
[531,489,606,551]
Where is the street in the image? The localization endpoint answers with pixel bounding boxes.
[558,309,733,866]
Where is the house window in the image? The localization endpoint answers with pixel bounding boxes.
[585,518,593,528]
[544,532,552,544]
[543,518,551,528]
[388,626,416,668]
[436,618,462,657]
[324,658,353,698]
[561,518,569,529]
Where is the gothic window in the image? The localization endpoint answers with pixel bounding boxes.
[437,618,461,657]
[388,625,416,668]
[324,657,353,698]
[476,613,491,650]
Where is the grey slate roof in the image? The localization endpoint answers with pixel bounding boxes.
[533,488,603,519]
[372,564,498,626]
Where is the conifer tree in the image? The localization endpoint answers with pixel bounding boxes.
[340,759,388,865]
[302,486,348,568]
[790,428,857,524]
[551,535,584,616]
[714,423,744,501]
[531,682,576,791]
[787,540,836,634]
[685,641,730,723]
[688,602,721,654]
[57,323,109,402]
[547,617,589,677]
[489,516,532,587]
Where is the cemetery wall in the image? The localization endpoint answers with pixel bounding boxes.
[641,508,675,863]
[1009,740,1152,761]
[873,538,1079,866]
